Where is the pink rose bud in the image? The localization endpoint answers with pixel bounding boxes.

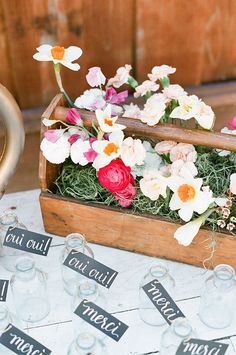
[86,67,106,87]
[66,108,82,126]
[44,129,62,143]
[228,116,236,130]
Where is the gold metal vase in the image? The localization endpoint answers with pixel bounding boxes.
[0,84,25,198]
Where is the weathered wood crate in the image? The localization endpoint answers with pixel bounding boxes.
[39,94,236,269]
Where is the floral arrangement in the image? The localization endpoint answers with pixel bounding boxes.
[34,45,236,247]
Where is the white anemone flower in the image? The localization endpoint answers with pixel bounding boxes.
[168,176,214,222]
[33,45,82,71]
[140,170,168,201]
[96,104,126,133]
[40,134,70,164]
[92,130,124,170]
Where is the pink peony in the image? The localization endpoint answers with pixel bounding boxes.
[228,116,236,130]
[155,141,177,155]
[169,143,197,163]
[230,173,236,195]
[66,108,82,125]
[86,67,106,87]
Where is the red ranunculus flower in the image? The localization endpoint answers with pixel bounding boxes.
[97,159,134,194]
[113,183,136,207]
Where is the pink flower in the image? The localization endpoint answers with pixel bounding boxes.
[228,116,236,130]
[230,173,236,195]
[86,67,106,87]
[105,87,128,104]
[44,129,62,143]
[113,183,136,207]
[83,138,98,163]
[155,141,177,155]
[169,143,197,163]
[66,108,82,126]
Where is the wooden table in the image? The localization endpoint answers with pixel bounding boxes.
[1,190,236,355]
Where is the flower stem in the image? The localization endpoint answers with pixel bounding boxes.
[128,76,138,89]
[54,63,74,107]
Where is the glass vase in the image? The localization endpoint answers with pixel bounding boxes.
[67,332,108,355]
[60,233,94,296]
[0,304,19,354]
[10,256,50,323]
[199,264,236,329]
[139,262,175,326]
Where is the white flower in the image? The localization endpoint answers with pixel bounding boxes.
[170,160,198,179]
[217,127,236,156]
[123,103,141,119]
[70,139,91,166]
[140,98,166,126]
[110,104,123,116]
[33,45,82,71]
[194,101,215,130]
[215,197,229,207]
[145,93,169,105]
[95,104,126,133]
[75,89,106,111]
[107,65,132,88]
[92,130,124,170]
[40,134,70,164]
[170,95,200,121]
[230,173,236,194]
[120,137,146,167]
[131,141,163,178]
[174,217,204,246]
[140,170,168,201]
[148,65,176,81]
[134,80,159,98]
[163,84,187,102]
[168,176,214,222]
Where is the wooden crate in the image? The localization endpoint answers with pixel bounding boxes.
[39,94,236,269]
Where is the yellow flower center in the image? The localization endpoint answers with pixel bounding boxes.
[177,184,196,202]
[104,143,118,156]
[51,46,65,60]
[104,118,113,127]
[183,103,192,112]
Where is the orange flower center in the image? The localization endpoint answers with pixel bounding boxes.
[177,184,196,202]
[104,143,118,156]
[51,46,65,60]
[104,118,113,127]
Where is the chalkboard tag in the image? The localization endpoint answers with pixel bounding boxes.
[0,280,9,302]
[142,279,185,325]
[63,250,118,289]
[176,338,229,355]
[0,323,51,354]
[74,300,129,342]
[3,227,52,256]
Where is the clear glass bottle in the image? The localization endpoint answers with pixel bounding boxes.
[0,304,18,354]
[10,256,50,323]
[160,317,196,355]
[199,264,236,329]
[0,210,28,272]
[72,280,107,340]
[67,332,108,355]
[60,233,94,296]
[139,263,175,326]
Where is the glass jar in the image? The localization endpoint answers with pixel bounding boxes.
[160,317,196,355]
[199,264,236,329]
[72,280,107,340]
[139,263,175,326]
[0,304,18,354]
[0,210,28,272]
[10,256,50,323]
[67,332,108,355]
[60,233,94,296]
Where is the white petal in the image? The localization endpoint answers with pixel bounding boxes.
[92,140,108,153]
[169,194,182,211]
[168,176,184,192]
[178,206,193,222]
[60,60,80,71]
[36,44,52,53]
[42,118,60,127]
[194,191,213,214]
[40,136,70,164]
[64,46,83,62]
[71,140,90,165]
[109,130,124,144]
[174,219,202,246]
[33,52,52,61]
[92,154,111,170]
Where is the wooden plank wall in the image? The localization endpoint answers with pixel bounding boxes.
[0,0,236,109]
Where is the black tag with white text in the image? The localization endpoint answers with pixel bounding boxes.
[63,250,118,289]
[3,227,52,256]
[0,324,51,354]
[74,300,128,342]
[142,279,185,325]
[176,338,229,355]
[0,280,9,302]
